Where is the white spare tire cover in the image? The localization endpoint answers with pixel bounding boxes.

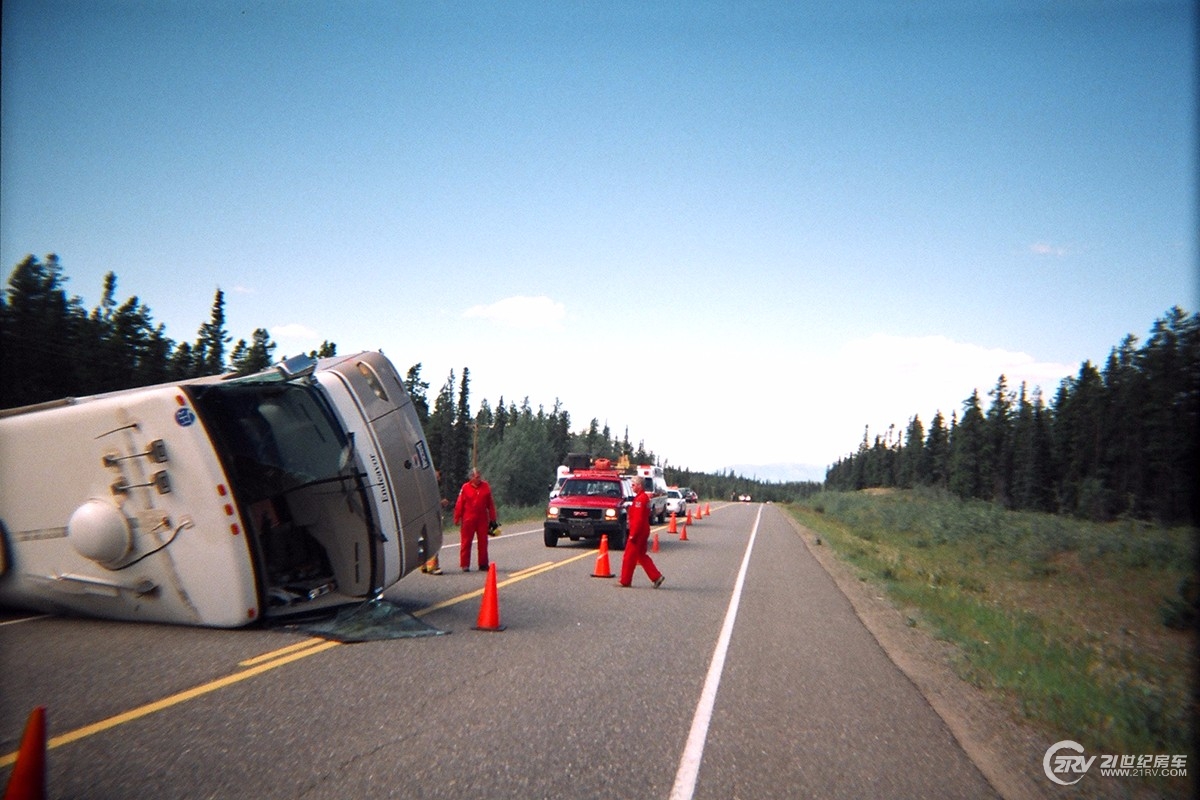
[68,499,132,567]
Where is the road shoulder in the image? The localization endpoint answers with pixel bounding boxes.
[781,509,1056,800]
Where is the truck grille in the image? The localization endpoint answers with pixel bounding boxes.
[563,508,602,521]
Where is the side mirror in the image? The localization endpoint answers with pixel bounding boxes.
[277,353,317,380]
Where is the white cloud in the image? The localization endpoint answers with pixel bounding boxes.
[461,295,566,330]
[810,334,1077,455]
[1029,241,1068,257]
[649,333,1080,472]
[272,323,320,340]
[269,323,323,355]
[837,334,1074,389]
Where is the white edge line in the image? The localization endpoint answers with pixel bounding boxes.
[0,614,52,627]
[436,525,541,550]
[669,504,763,800]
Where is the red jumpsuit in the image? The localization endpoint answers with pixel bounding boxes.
[619,488,662,587]
[454,476,497,571]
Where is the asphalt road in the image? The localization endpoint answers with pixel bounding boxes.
[2,502,999,799]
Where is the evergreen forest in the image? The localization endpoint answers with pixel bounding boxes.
[824,307,1199,526]
[3,255,1194,523]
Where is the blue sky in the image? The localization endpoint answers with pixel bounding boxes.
[2,1,1195,479]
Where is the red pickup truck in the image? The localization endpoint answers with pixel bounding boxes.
[543,469,632,550]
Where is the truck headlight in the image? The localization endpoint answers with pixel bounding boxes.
[547,507,560,518]
[604,508,617,520]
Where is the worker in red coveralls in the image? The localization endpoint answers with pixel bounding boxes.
[619,476,665,588]
[454,468,497,572]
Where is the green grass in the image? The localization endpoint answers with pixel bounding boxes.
[790,489,1196,764]
[496,504,544,526]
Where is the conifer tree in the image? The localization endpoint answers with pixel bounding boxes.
[403,363,430,426]
[1,254,85,405]
[581,418,601,455]
[75,271,117,392]
[949,390,987,500]
[1100,337,1143,515]
[194,288,230,376]
[493,396,509,442]
[1010,384,1056,512]
[599,422,615,460]
[168,341,197,380]
[230,328,276,375]
[985,375,1015,506]
[925,411,950,488]
[1137,307,1198,522]
[1052,361,1108,518]
[453,368,472,486]
[427,371,457,491]
[549,399,571,465]
[898,415,925,488]
[110,296,162,388]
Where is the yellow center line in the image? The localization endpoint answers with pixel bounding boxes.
[414,550,594,617]
[2,549,599,766]
[239,638,329,667]
[0,640,343,767]
[510,561,554,579]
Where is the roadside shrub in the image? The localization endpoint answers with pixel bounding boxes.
[1159,577,1200,630]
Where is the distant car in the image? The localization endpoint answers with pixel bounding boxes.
[738,494,752,502]
[680,487,698,503]
[665,489,688,516]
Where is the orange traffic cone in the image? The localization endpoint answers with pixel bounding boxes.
[668,512,677,533]
[473,563,505,631]
[698,504,705,519]
[679,522,689,541]
[3,706,46,800]
[591,534,614,578]
[705,502,711,516]
[652,532,660,553]
[686,508,693,525]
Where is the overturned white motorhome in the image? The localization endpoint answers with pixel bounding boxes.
[0,351,442,627]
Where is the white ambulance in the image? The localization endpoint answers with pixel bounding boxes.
[636,464,669,523]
